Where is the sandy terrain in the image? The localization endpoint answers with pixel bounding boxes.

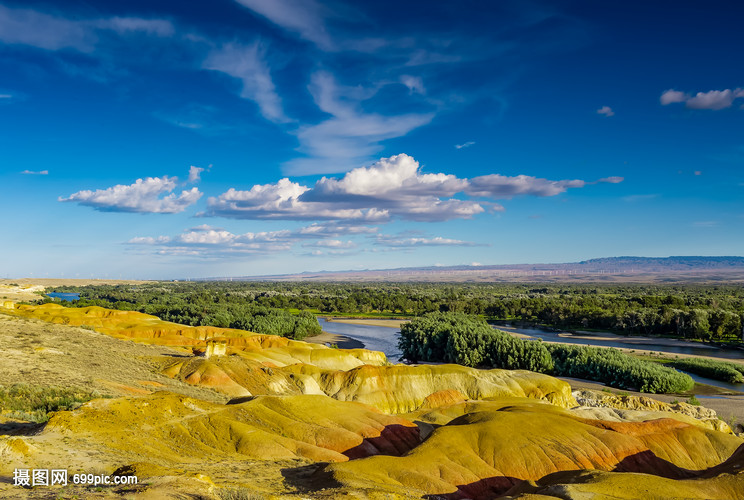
[305,331,365,349]
[325,318,408,328]
[0,312,225,402]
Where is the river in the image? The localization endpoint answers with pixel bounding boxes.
[317,317,744,392]
[317,317,403,361]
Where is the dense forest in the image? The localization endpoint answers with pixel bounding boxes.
[399,312,694,393]
[47,281,744,342]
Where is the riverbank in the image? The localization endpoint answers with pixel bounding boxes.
[562,376,744,429]
[304,331,365,349]
[324,317,408,328]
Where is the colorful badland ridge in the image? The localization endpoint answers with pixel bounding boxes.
[1,302,743,499]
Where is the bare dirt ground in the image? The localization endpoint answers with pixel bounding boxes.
[326,318,408,328]
[305,331,364,349]
[0,312,225,402]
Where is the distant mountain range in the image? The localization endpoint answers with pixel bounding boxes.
[212,256,744,283]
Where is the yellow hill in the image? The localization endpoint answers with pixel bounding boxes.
[327,400,744,498]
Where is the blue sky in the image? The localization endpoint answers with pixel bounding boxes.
[0,0,742,279]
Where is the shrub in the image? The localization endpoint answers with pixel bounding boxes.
[0,384,107,423]
[399,312,693,394]
[668,358,744,384]
[546,344,694,393]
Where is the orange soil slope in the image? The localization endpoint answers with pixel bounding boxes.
[328,399,744,499]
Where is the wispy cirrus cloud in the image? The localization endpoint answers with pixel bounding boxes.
[233,0,333,50]
[374,234,481,248]
[0,4,174,53]
[203,42,289,124]
[206,153,621,223]
[128,222,473,258]
[661,88,744,110]
[21,169,49,175]
[596,105,614,117]
[455,141,475,149]
[128,225,293,256]
[283,72,434,175]
[60,170,202,213]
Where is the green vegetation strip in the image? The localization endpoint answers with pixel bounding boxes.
[399,312,694,394]
[667,358,744,384]
[48,281,744,342]
[0,384,108,423]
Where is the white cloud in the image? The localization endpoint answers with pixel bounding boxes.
[660,89,688,105]
[0,5,174,53]
[466,174,585,198]
[208,154,479,222]
[660,88,744,110]
[282,72,434,175]
[93,17,174,37]
[204,42,289,124]
[302,239,357,249]
[295,222,379,237]
[597,176,624,184]
[400,75,425,95]
[188,165,205,184]
[208,153,610,223]
[596,105,614,117]
[128,236,171,244]
[455,141,475,149]
[233,0,333,50]
[0,5,93,51]
[60,171,202,213]
[126,222,367,258]
[375,235,480,247]
[20,169,49,175]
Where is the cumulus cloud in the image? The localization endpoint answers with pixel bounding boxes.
[207,153,612,223]
[661,88,744,110]
[60,171,202,213]
[282,72,434,175]
[208,154,479,222]
[596,106,614,117]
[21,169,49,175]
[188,165,205,184]
[455,141,475,149]
[660,89,688,105]
[203,42,289,123]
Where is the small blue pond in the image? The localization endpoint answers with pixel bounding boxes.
[47,292,80,302]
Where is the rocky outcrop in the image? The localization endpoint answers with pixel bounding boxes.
[572,389,730,433]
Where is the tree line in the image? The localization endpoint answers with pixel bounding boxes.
[47,281,744,342]
[399,312,694,394]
